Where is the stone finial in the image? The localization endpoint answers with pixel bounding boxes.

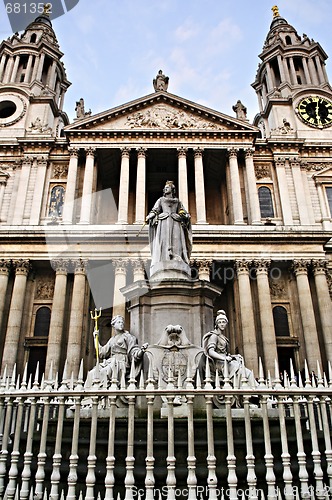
[153,70,169,92]
[272,5,280,18]
[75,98,91,120]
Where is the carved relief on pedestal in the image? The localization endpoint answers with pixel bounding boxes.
[52,164,68,179]
[35,278,55,299]
[269,277,287,299]
[255,163,271,180]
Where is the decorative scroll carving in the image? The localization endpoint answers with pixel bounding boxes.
[255,164,271,179]
[302,162,332,172]
[126,104,224,130]
[35,279,54,299]
[0,259,11,276]
[291,259,310,275]
[13,259,31,276]
[252,259,271,274]
[234,259,251,274]
[311,259,328,275]
[53,164,68,179]
[51,259,70,274]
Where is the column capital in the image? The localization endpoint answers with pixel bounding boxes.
[227,147,239,158]
[84,147,96,158]
[192,258,213,272]
[13,259,31,276]
[120,147,131,158]
[234,259,251,274]
[311,259,328,276]
[177,147,188,158]
[130,258,146,271]
[51,258,70,275]
[252,259,271,274]
[36,157,48,168]
[244,147,255,159]
[291,259,310,276]
[22,157,33,168]
[72,258,88,275]
[289,156,300,167]
[68,147,79,158]
[274,156,286,167]
[136,147,147,158]
[112,259,127,275]
[0,259,11,276]
[193,147,204,158]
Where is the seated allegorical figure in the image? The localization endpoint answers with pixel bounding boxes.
[86,315,148,387]
[202,309,257,388]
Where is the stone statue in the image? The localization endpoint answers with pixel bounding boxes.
[202,310,256,388]
[153,70,169,92]
[86,315,148,387]
[75,98,91,119]
[146,181,192,278]
[232,100,247,121]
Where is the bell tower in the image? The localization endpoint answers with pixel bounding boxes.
[0,9,70,138]
[252,5,332,139]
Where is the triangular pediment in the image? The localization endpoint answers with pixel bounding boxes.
[311,164,332,178]
[65,91,259,134]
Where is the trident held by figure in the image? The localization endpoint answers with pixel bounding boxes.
[90,307,102,361]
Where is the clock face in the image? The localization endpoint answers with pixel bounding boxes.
[297,96,332,128]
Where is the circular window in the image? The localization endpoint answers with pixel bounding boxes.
[0,100,17,119]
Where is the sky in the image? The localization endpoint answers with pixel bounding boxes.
[0,0,331,123]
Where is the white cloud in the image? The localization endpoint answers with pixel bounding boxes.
[174,19,200,42]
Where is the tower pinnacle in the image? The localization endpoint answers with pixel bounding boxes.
[271,5,280,18]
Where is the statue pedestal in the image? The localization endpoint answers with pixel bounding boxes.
[121,278,222,347]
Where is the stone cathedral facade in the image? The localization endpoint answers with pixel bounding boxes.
[0,7,331,384]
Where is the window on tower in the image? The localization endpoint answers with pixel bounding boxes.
[326,186,332,216]
[258,186,274,218]
[273,306,290,336]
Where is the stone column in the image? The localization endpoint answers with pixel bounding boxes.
[11,56,20,82]
[112,259,127,319]
[235,260,258,375]
[62,147,79,224]
[0,260,11,334]
[177,147,189,210]
[131,258,146,282]
[253,259,278,373]
[290,158,310,225]
[265,63,274,91]
[45,259,70,376]
[292,260,321,371]
[117,147,131,224]
[277,55,286,82]
[48,60,57,90]
[0,174,9,218]
[12,157,32,225]
[308,59,319,86]
[24,55,33,83]
[66,259,87,378]
[244,148,262,224]
[311,260,332,363]
[227,149,244,224]
[30,157,48,225]
[193,148,207,224]
[302,58,311,84]
[3,56,14,83]
[79,147,96,224]
[315,56,325,84]
[288,58,297,85]
[135,148,147,224]
[1,260,30,375]
[0,54,7,81]
[35,52,45,81]
[274,157,293,225]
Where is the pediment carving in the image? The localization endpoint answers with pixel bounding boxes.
[124,104,225,131]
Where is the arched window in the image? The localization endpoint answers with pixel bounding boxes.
[30,33,37,43]
[325,186,332,216]
[48,185,65,217]
[273,306,290,336]
[258,186,274,218]
[285,35,292,45]
[33,307,51,337]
